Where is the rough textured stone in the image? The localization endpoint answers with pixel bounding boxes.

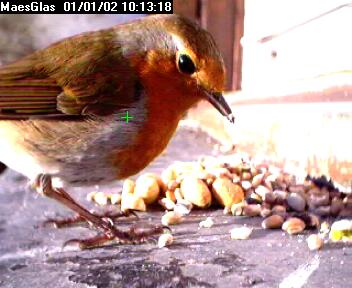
[0,127,351,288]
[287,193,306,212]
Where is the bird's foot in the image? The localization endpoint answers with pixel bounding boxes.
[34,174,131,234]
[44,210,138,228]
[33,173,168,249]
[64,224,170,249]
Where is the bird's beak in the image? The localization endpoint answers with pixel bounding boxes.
[204,91,235,123]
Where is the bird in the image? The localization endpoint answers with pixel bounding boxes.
[0,14,234,249]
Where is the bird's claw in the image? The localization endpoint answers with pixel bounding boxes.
[63,224,167,249]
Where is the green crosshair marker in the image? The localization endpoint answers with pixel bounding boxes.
[121,111,134,123]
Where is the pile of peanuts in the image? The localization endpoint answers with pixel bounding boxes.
[88,154,351,249]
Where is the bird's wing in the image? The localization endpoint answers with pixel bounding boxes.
[0,29,139,119]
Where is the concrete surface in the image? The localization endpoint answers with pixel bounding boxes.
[0,127,351,288]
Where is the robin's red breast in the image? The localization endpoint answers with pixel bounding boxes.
[0,14,234,248]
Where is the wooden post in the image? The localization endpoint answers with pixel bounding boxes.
[200,0,236,90]
[173,0,199,22]
[232,0,244,90]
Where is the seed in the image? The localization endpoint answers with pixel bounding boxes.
[339,207,352,217]
[320,221,330,235]
[272,205,286,214]
[289,212,319,229]
[308,213,320,229]
[241,172,252,181]
[307,192,330,208]
[93,192,109,206]
[283,173,295,185]
[121,194,146,212]
[241,181,252,191]
[231,202,245,216]
[227,154,246,169]
[330,198,344,216]
[159,198,176,210]
[250,167,259,177]
[161,167,176,185]
[177,198,193,208]
[261,202,271,210]
[243,204,261,217]
[110,193,122,205]
[208,167,233,179]
[262,215,284,229]
[181,176,212,208]
[232,174,241,184]
[173,161,203,176]
[174,188,183,201]
[158,234,174,248]
[329,219,352,242]
[260,208,272,218]
[161,211,183,226]
[287,193,306,212]
[282,218,306,235]
[200,156,225,169]
[165,190,177,202]
[212,178,244,207]
[273,190,288,201]
[264,177,274,191]
[343,195,352,208]
[151,173,167,192]
[288,185,306,194]
[252,173,265,188]
[310,206,331,217]
[198,171,216,182]
[255,185,271,199]
[199,217,214,228]
[174,203,192,216]
[263,192,276,205]
[265,174,278,183]
[174,199,193,215]
[167,180,180,191]
[230,226,253,240]
[246,191,262,204]
[307,188,321,196]
[307,234,323,251]
[122,179,136,196]
[135,173,160,204]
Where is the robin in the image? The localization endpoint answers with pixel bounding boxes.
[0,14,234,248]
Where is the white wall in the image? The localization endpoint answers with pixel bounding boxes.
[242,0,352,92]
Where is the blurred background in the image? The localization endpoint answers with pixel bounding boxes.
[0,0,351,185]
[0,14,143,65]
[174,0,352,187]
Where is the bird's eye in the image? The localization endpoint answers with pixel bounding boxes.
[178,54,196,75]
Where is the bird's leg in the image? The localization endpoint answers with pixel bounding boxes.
[35,174,114,232]
[34,174,168,249]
